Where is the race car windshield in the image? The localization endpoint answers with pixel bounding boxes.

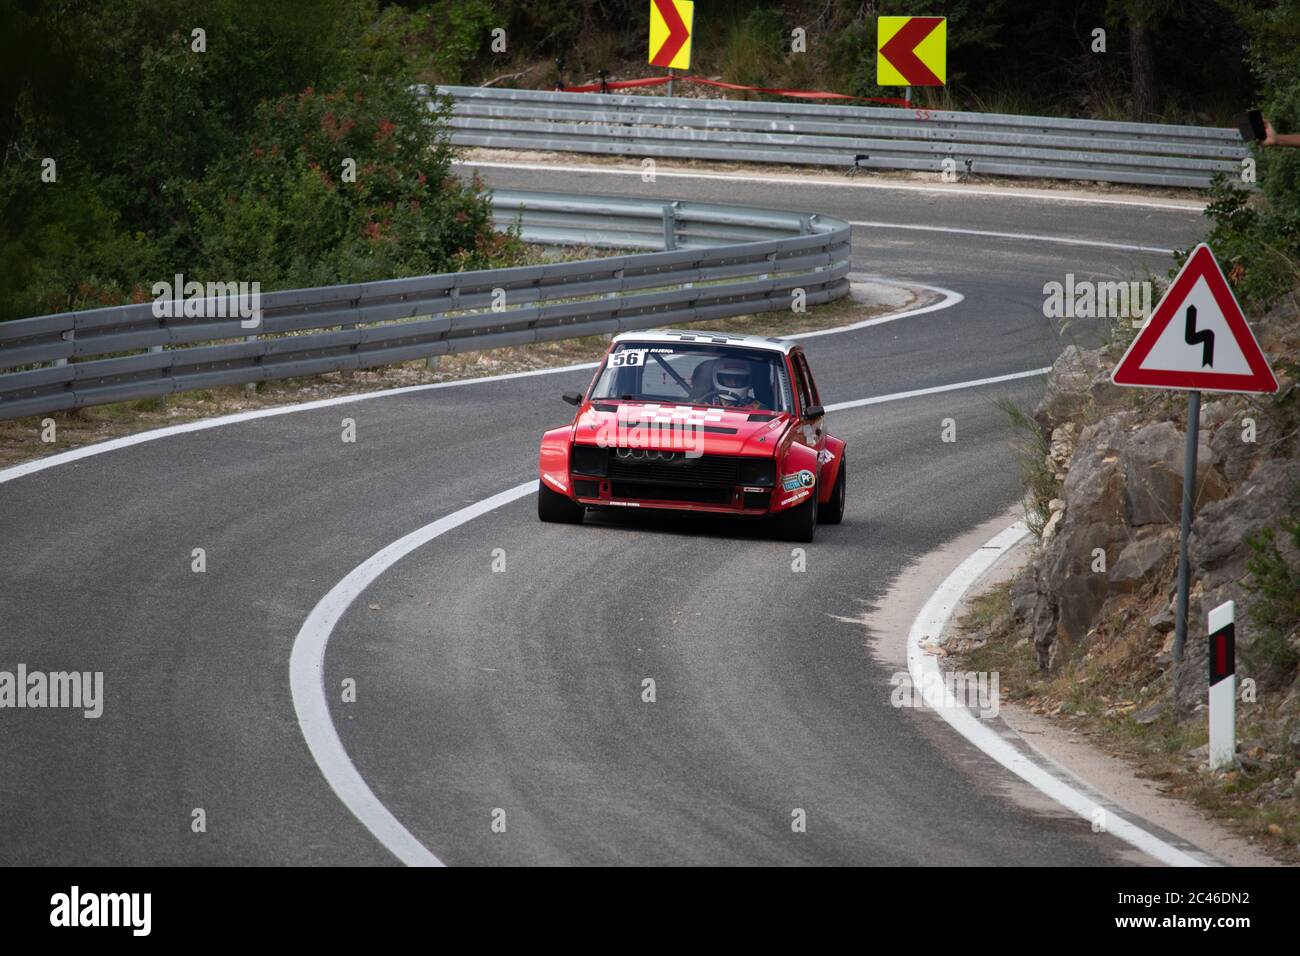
[589,343,794,412]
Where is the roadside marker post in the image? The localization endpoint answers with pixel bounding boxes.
[1208,601,1235,770]
[1111,244,1278,663]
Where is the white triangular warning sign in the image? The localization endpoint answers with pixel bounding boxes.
[1112,244,1278,393]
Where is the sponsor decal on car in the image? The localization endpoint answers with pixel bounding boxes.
[780,490,811,506]
[781,469,815,492]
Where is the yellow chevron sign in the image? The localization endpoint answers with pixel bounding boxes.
[649,0,693,70]
[877,16,947,87]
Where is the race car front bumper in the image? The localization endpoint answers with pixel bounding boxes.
[568,446,778,515]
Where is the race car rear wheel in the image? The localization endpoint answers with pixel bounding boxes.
[537,482,584,524]
[775,491,817,542]
[819,456,846,524]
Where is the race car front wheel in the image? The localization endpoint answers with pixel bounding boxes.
[775,491,817,542]
[819,456,846,524]
[537,482,584,524]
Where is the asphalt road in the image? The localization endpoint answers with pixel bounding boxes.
[0,164,1207,865]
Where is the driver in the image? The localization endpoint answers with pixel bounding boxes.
[711,358,760,408]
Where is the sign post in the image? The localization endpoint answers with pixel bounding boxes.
[1208,601,1236,769]
[1173,389,1199,661]
[1111,243,1278,663]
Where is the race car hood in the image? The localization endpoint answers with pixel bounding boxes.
[572,401,788,458]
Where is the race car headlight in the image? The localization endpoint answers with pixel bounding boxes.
[570,444,607,477]
[736,458,775,487]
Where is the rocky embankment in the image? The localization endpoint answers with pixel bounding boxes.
[1014,291,1299,746]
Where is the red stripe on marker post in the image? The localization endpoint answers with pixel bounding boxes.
[1207,601,1235,770]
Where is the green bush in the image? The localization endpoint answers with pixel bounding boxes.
[185,83,514,288]
[0,0,519,323]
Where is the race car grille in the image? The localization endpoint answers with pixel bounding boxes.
[609,482,732,505]
[606,452,749,487]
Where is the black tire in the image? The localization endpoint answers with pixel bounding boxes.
[775,490,818,542]
[819,456,846,524]
[537,482,584,524]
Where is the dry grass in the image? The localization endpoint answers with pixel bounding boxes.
[950,583,1300,862]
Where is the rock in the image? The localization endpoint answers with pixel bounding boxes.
[1121,421,1229,526]
[1009,572,1037,623]
[1040,508,1064,541]
[1108,527,1176,591]
[1047,425,1076,481]
[1185,743,1209,762]
[1236,754,1264,774]
[1149,599,1176,635]
[1123,424,1185,528]
[1204,398,1258,484]
[1288,726,1300,757]
[1031,591,1058,670]
[1033,345,1128,431]
[1048,498,1066,512]
[1189,459,1300,585]
[1063,418,1130,526]
[1132,701,1166,725]
[1035,346,1099,430]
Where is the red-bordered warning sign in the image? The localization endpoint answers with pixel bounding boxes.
[1111,243,1278,393]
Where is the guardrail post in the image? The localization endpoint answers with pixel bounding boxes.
[662,202,678,251]
[56,329,73,368]
[245,333,258,392]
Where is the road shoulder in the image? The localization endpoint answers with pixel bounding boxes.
[865,508,1278,867]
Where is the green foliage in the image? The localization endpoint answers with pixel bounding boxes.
[0,0,518,323]
[186,84,508,288]
[1243,493,1300,678]
[997,397,1061,536]
[1193,1,1300,313]
[1197,176,1300,311]
[713,8,787,87]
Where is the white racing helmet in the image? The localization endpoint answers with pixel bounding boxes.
[712,358,753,403]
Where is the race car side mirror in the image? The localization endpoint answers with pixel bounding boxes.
[802,404,824,420]
[562,391,583,406]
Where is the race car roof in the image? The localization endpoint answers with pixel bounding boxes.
[610,329,797,354]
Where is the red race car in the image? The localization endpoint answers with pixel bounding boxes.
[537,330,846,541]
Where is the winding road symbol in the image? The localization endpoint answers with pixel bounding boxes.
[1183,304,1214,367]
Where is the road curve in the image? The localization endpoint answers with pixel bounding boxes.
[0,167,1205,865]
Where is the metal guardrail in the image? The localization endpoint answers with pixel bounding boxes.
[0,190,850,420]
[437,85,1246,189]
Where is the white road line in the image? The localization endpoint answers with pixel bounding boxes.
[0,363,596,486]
[285,367,1055,866]
[826,367,1051,412]
[847,220,1176,255]
[289,480,538,868]
[790,280,963,339]
[906,522,1211,867]
[461,159,1206,213]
